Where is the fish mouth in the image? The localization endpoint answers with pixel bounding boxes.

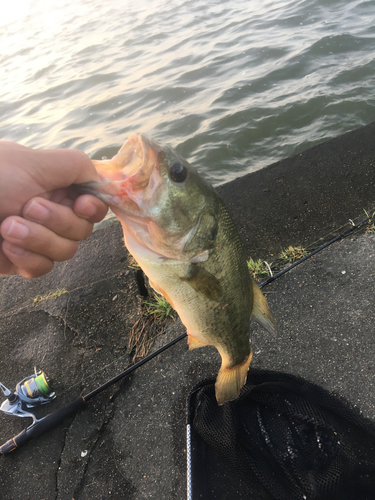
[94,133,150,182]
[75,133,161,215]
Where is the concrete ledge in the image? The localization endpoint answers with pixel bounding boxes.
[217,121,375,258]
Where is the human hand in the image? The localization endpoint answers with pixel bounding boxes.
[0,141,108,278]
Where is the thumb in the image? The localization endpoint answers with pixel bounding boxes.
[32,148,101,190]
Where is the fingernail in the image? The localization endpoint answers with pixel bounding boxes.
[24,199,49,222]
[77,199,96,218]
[3,241,26,255]
[4,220,29,240]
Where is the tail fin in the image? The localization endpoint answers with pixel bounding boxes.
[251,279,276,334]
[215,349,253,405]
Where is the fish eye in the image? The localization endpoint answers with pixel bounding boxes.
[169,162,187,183]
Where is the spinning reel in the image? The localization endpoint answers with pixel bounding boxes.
[0,371,55,428]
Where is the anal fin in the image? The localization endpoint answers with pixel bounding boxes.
[251,279,276,334]
[215,349,253,405]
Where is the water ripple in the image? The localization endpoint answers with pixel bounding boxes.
[0,0,374,183]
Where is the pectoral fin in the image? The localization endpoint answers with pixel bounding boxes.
[180,263,222,301]
[251,279,276,334]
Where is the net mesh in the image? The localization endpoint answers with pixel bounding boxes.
[188,369,375,500]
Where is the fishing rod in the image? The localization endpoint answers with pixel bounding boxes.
[0,333,186,455]
[1,213,371,455]
[259,213,373,289]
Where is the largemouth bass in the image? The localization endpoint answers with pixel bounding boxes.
[79,134,275,404]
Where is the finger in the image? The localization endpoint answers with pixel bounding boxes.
[74,194,108,223]
[1,216,79,262]
[33,148,101,190]
[0,238,15,275]
[0,144,101,214]
[22,198,94,241]
[2,241,54,278]
[39,188,71,205]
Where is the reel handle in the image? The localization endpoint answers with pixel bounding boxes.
[0,396,86,455]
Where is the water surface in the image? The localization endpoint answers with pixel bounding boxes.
[1,0,374,184]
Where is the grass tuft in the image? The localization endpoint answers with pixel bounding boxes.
[247,258,272,279]
[128,292,176,362]
[143,293,175,322]
[279,246,308,263]
[34,288,68,304]
[364,209,375,234]
[128,257,141,270]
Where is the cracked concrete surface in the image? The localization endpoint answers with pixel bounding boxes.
[0,122,375,499]
[0,225,141,500]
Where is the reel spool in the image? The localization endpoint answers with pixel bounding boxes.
[0,371,55,428]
